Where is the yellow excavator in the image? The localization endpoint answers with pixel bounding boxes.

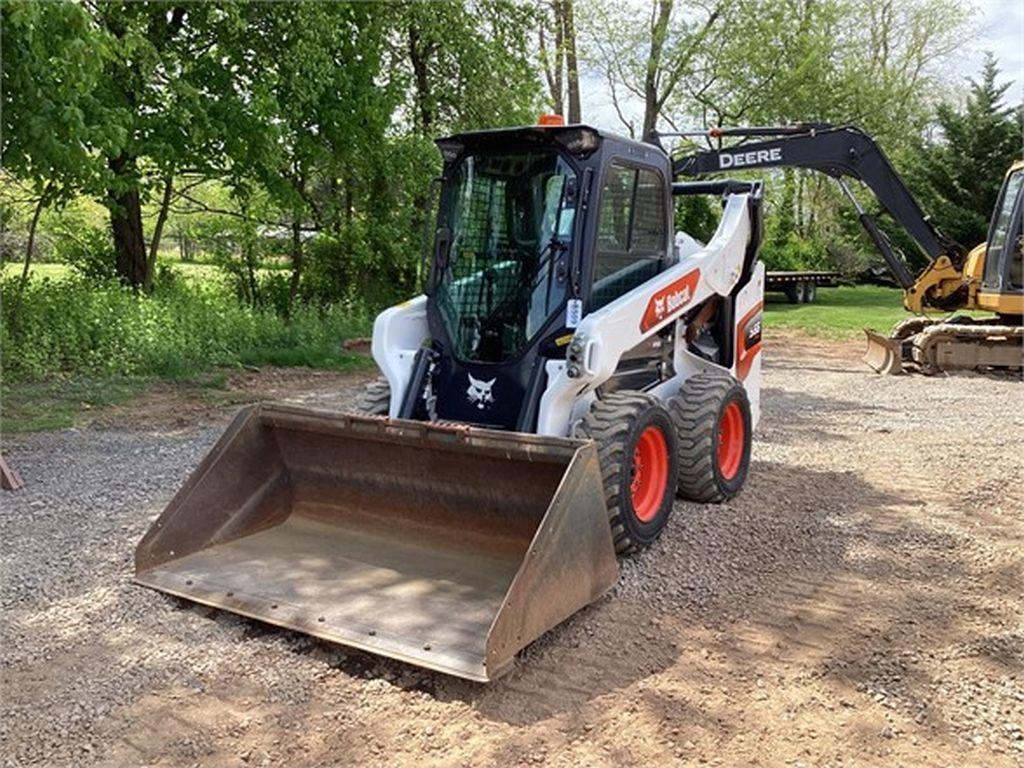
[672,125,1023,375]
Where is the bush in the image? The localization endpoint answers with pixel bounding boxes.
[302,230,418,309]
[56,227,119,281]
[0,274,372,382]
[760,231,830,272]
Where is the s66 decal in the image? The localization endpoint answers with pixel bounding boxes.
[735,301,764,381]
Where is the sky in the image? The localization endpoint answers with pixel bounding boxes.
[968,0,1024,100]
[579,0,1024,134]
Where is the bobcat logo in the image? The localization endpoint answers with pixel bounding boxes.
[466,373,496,410]
[654,296,666,319]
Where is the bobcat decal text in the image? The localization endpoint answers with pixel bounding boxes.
[640,269,701,332]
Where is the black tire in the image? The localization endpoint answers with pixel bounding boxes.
[354,377,391,415]
[784,284,802,304]
[669,372,752,503]
[579,391,680,555]
[802,282,816,303]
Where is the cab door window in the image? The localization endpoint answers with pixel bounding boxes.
[590,163,667,310]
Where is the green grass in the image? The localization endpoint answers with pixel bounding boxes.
[1,271,376,433]
[3,259,277,285]
[2,262,70,280]
[763,284,908,338]
[0,369,237,434]
[0,376,148,432]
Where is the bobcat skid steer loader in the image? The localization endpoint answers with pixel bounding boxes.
[136,118,766,682]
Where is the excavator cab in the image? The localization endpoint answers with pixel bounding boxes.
[979,163,1024,307]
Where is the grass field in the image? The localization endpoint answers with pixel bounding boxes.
[3,260,227,283]
[764,284,907,338]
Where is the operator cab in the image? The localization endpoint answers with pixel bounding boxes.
[983,163,1024,295]
[420,121,676,430]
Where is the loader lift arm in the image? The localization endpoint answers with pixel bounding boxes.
[668,125,966,308]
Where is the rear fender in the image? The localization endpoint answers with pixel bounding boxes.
[731,262,765,427]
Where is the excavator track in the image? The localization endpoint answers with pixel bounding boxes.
[909,321,1024,375]
[890,316,939,341]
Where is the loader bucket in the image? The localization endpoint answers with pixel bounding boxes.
[863,328,904,375]
[135,404,618,682]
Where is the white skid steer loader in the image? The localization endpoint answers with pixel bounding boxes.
[136,118,766,681]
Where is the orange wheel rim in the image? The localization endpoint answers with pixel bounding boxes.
[630,426,669,522]
[717,401,745,481]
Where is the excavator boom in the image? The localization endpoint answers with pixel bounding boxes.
[669,124,1022,375]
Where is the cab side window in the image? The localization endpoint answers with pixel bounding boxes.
[986,169,1023,290]
[590,163,667,310]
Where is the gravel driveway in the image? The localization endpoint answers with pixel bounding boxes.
[2,338,1022,767]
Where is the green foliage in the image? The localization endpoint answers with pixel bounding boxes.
[393,0,542,134]
[660,0,975,271]
[59,228,118,282]
[2,0,1005,400]
[1,1,124,199]
[907,55,1023,248]
[675,195,720,244]
[761,231,828,272]
[1,274,371,383]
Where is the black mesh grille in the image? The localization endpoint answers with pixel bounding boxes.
[436,149,574,363]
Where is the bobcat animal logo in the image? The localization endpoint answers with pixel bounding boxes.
[466,373,496,410]
[654,296,666,319]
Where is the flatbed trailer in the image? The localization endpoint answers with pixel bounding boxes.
[765,271,838,303]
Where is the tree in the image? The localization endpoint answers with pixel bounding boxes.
[581,0,721,138]
[909,55,1023,248]
[82,3,265,290]
[394,0,541,137]
[211,2,392,311]
[666,0,972,271]
[1,1,125,288]
[539,0,582,122]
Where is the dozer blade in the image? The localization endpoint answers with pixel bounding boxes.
[135,404,618,682]
[863,328,904,375]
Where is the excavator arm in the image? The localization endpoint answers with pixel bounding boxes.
[668,124,967,312]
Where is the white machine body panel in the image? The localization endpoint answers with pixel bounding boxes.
[537,193,753,437]
[370,295,429,417]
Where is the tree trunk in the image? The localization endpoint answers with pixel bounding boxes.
[288,217,303,315]
[20,184,52,290]
[562,0,581,123]
[108,153,147,289]
[408,25,434,133]
[642,0,674,138]
[552,1,565,116]
[145,175,174,292]
[9,183,54,330]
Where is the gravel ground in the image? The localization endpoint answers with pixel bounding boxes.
[2,337,1023,767]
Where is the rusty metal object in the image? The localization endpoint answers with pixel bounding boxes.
[1,455,24,491]
[863,328,904,375]
[135,404,618,681]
